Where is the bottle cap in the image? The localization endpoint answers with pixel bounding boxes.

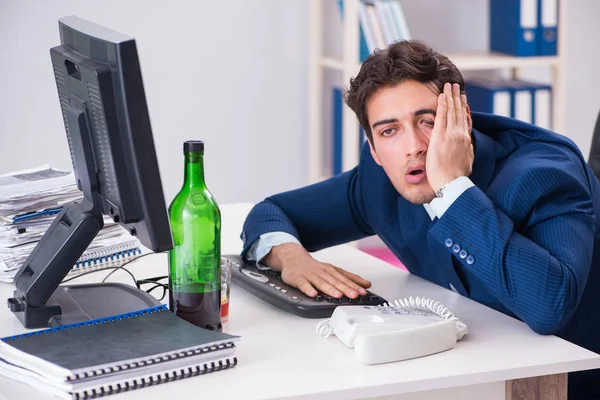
[184,140,204,154]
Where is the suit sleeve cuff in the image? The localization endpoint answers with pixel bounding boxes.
[247,231,301,270]
[428,176,475,218]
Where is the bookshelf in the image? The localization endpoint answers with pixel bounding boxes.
[307,0,567,184]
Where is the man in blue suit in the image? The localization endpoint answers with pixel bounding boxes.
[240,40,600,398]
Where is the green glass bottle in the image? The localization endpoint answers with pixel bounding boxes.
[168,140,222,332]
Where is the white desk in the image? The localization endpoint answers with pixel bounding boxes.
[0,202,599,400]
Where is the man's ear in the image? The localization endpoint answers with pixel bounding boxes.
[368,139,382,166]
[465,103,473,133]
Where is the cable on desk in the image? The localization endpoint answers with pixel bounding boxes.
[61,251,168,301]
[100,252,164,283]
[61,265,138,286]
[61,252,162,285]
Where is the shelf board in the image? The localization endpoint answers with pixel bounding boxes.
[319,57,344,70]
[319,53,559,73]
[446,52,559,70]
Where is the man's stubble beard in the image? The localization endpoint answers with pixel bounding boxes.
[397,185,436,205]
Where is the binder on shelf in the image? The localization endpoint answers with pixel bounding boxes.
[464,78,513,118]
[512,80,553,129]
[466,78,552,130]
[0,304,240,399]
[530,81,553,130]
[538,0,558,56]
[506,80,534,124]
[490,0,538,57]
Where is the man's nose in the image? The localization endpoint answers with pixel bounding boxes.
[405,128,427,158]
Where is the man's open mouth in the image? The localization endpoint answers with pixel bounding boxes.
[406,165,425,175]
[405,166,427,184]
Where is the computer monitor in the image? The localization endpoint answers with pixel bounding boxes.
[7,16,173,328]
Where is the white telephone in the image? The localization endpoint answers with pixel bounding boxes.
[316,296,468,365]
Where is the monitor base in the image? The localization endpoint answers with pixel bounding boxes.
[8,283,162,328]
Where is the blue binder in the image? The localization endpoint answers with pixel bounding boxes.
[503,80,534,124]
[490,0,538,57]
[465,79,513,118]
[512,80,553,129]
[530,82,552,130]
[537,0,558,56]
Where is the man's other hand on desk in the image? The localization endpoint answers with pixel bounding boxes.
[263,242,372,299]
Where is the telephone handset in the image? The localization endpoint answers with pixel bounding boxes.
[316,296,468,365]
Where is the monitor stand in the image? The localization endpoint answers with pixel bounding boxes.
[7,102,162,329]
[8,283,161,327]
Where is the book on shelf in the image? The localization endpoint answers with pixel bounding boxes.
[340,0,412,62]
[331,1,411,176]
[0,304,240,399]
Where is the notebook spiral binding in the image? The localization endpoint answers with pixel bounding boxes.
[76,240,141,263]
[73,357,238,400]
[67,240,142,276]
[69,342,236,382]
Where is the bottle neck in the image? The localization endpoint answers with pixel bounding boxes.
[184,153,206,188]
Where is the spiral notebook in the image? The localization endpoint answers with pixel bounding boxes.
[0,305,240,399]
[66,240,143,277]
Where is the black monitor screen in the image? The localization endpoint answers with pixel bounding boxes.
[53,16,172,249]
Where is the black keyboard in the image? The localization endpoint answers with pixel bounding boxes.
[224,254,388,318]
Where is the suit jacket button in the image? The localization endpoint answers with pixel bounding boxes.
[452,243,461,253]
[445,238,453,247]
[459,249,468,259]
[466,255,475,265]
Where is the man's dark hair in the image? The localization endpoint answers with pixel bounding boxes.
[343,40,465,144]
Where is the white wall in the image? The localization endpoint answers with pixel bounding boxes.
[0,0,308,205]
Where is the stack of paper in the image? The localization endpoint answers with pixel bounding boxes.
[0,165,143,283]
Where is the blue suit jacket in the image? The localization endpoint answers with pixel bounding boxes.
[241,112,600,399]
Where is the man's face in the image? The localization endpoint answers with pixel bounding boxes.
[367,80,442,204]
